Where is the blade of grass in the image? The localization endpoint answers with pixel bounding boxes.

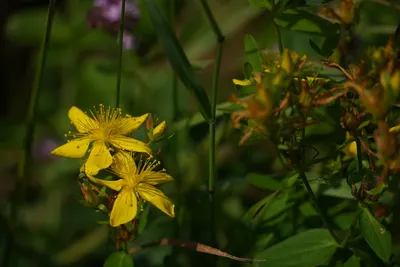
[144,0,212,122]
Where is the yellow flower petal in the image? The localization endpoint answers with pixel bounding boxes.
[232,79,252,86]
[110,136,151,155]
[136,183,175,217]
[142,172,173,185]
[117,114,149,135]
[110,187,137,227]
[51,138,91,158]
[85,141,113,175]
[68,106,98,133]
[87,174,127,191]
[110,150,137,179]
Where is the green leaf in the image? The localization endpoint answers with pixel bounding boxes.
[244,35,263,73]
[103,252,134,267]
[254,229,338,267]
[274,9,339,35]
[248,0,273,10]
[243,191,279,226]
[358,206,392,262]
[263,190,291,221]
[217,103,246,113]
[243,62,253,79]
[144,0,212,122]
[137,202,150,234]
[247,173,283,190]
[343,255,361,267]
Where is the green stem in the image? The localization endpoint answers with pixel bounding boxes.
[199,0,224,248]
[297,112,340,244]
[274,21,283,55]
[300,172,341,244]
[18,0,56,188]
[199,0,224,42]
[172,74,179,121]
[355,138,363,173]
[7,1,57,267]
[115,0,126,108]
[340,207,362,248]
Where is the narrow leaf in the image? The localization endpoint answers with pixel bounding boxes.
[244,35,263,73]
[247,173,283,191]
[274,9,339,35]
[343,255,361,267]
[254,229,338,267]
[104,252,134,267]
[358,206,392,262]
[144,0,212,122]
[248,0,273,10]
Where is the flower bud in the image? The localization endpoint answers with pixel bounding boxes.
[360,85,388,119]
[80,183,99,208]
[340,112,359,135]
[281,48,293,75]
[374,121,397,159]
[146,115,153,130]
[153,121,166,140]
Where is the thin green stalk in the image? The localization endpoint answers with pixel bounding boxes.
[6,1,57,267]
[355,138,363,173]
[274,21,283,55]
[199,0,224,42]
[199,0,224,249]
[172,74,179,121]
[340,207,362,248]
[299,172,341,244]
[18,0,56,188]
[298,112,340,245]
[115,0,126,108]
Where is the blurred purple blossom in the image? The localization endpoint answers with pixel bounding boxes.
[87,0,140,49]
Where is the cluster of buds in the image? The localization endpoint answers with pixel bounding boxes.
[146,115,167,144]
[229,48,345,146]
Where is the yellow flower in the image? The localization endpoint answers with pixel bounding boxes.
[88,151,175,227]
[51,105,151,175]
[344,132,357,158]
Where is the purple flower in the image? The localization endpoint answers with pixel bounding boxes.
[87,0,140,49]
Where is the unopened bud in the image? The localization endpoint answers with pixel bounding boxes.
[153,121,166,140]
[281,48,293,74]
[390,70,400,97]
[80,183,99,208]
[340,112,359,135]
[374,121,397,158]
[146,115,153,130]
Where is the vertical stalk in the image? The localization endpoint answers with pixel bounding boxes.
[355,138,363,173]
[298,113,340,245]
[115,0,126,108]
[7,1,57,267]
[199,0,224,248]
[299,172,341,244]
[172,74,179,120]
[274,21,283,55]
[340,207,362,248]
[18,0,56,192]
